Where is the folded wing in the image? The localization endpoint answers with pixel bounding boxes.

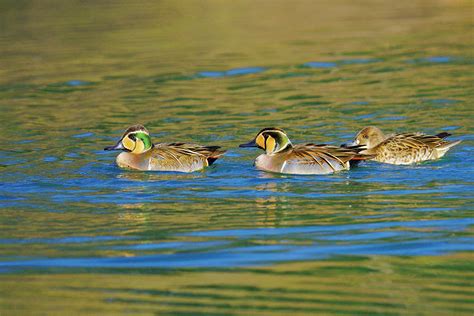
[150,143,225,172]
[282,144,371,174]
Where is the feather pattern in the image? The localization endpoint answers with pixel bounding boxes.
[256,143,373,175]
[354,127,462,165]
[118,143,225,172]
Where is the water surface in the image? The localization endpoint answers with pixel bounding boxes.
[0,1,473,315]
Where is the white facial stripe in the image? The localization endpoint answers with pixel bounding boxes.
[128,130,149,137]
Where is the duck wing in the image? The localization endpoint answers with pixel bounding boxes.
[379,133,451,150]
[382,133,461,161]
[282,144,369,174]
[150,143,225,172]
[411,133,459,149]
[167,143,226,164]
[374,133,444,164]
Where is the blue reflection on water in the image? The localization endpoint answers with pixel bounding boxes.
[0,218,472,271]
[198,67,266,78]
[303,62,337,68]
[407,56,456,64]
[304,58,380,68]
[425,56,452,63]
[72,132,95,138]
[67,80,89,86]
[1,237,472,270]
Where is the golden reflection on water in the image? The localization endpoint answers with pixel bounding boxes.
[1,253,473,315]
[254,181,291,227]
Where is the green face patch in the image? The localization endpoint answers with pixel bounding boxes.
[135,132,152,151]
[264,130,291,153]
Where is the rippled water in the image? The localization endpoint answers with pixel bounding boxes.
[1,1,473,315]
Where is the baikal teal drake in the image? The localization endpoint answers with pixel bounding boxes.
[240,128,373,175]
[104,125,226,172]
[352,126,461,165]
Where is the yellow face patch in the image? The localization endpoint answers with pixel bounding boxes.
[256,134,265,149]
[122,135,136,151]
[133,139,145,154]
[265,136,276,153]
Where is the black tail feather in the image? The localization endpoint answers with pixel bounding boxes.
[206,146,225,166]
[205,146,222,152]
[436,132,451,139]
[349,160,361,168]
[207,157,219,165]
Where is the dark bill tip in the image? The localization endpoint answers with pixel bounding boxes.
[340,140,358,148]
[239,139,257,148]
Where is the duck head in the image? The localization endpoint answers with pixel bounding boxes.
[104,124,153,154]
[239,127,292,154]
[353,126,385,149]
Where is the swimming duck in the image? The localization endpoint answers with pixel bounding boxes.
[351,126,461,165]
[239,127,373,175]
[104,125,225,172]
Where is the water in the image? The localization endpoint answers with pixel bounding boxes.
[1,1,473,315]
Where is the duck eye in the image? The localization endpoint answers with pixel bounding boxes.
[128,133,136,141]
[363,135,368,139]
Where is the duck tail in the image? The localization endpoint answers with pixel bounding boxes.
[434,132,461,152]
[435,132,451,139]
[433,139,461,158]
[206,146,226,165]
[445,139,462,148]
[348,152,376,168]
[350,153,376,161]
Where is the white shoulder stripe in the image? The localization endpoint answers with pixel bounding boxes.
[280,161,287,172]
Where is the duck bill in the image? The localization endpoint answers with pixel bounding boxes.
[239,139,257,148]
[104,141,125,151]
[341,140,358,148]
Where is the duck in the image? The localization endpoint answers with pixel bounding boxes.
[351,126,461,165]
[104,124,225,172]
[239,127,373,175]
